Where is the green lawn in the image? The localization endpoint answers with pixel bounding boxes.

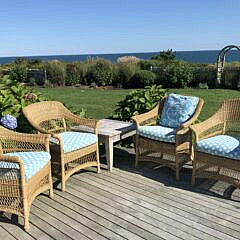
[38,87,240,121]
[38,87,131,119]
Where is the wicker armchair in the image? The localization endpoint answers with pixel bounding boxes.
[190,98,240,188]
[23,101,100,191]
[0,127,53,231]
[132,94,204,180]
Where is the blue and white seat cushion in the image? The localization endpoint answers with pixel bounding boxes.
[137,125,176,143]
[51,131,97,153]
[197,135,240,160]
[1,151,51,181]
[159,93,199,128]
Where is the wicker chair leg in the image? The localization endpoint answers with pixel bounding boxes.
[49,170,54,199]
[192,163,196,186]
[61,180,66,192]
[135,154,139,168]
[135,136,139,168]
[96,146,101,173]
[23,199,30,231]
[176,168,180,181]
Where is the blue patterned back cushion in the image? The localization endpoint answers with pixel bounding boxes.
[159,94,199,128]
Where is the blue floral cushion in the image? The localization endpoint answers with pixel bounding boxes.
[137,125,176,143]
[159,93,199,128]
[51,131,97,153]
[197,135,240,160]
[1,151,51,181]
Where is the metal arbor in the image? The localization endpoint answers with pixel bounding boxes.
[216,45,240,85]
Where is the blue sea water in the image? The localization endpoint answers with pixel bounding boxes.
[0,50,240,65]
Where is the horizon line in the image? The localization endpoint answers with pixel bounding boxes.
[0,49,224,59]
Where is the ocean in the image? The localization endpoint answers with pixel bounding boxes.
[0,50,240,65]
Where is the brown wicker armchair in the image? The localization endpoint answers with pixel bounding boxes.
[23,101,100,192]
[190,98,240,188]
[132,95,204,180]
[0,127,53,231]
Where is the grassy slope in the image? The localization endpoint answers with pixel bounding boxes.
[38,87,240,121]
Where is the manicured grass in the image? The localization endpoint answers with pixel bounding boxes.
[38,87,239,121]
[38,87,131,119]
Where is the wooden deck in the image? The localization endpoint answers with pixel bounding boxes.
[1,146,240,240]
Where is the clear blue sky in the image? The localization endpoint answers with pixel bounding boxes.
[0,0,239,57]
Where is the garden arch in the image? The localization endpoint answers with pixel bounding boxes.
[216,45,240,85]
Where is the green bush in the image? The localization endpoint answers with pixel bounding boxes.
[66,62,81,86]
[86,59,115,86]
[116,62,140,87]
[0,75,46,132]
[45,61,66,86]
[127,70,156,88]
[155,61,193,88]
[9,58,28,83]
[113,85,168,121]
[138,60,164,70]
[192,67,216,88]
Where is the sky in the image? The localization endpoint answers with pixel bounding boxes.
[0,0,239,57]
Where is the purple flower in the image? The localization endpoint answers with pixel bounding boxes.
[0,114,17,130]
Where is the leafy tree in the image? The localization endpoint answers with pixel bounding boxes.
[151,49,176,62]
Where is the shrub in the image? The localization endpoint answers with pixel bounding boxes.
[86,59,115,86]
[117,56,140,63]
[78,62,89,84]
[9,58,28,83]
[66,62,81,86]
[192,66,216,88]
[127,70,156,88]
[155,61,193,88]
[113,85,168,121]
[0,75,46,132]
[45,61,66,86]
[116,62,140,88]
[138,60,164,70]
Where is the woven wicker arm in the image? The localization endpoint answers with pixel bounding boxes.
[62,108,99,134]
[0,127,50,153]
[190,111,224,142]
[132,104,160,127]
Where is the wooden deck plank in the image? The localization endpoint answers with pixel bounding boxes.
[0,226,16,240]
[75,173,238,240]
[37,195,125,240]
[101,170,240,230]
[60,187,166,240]
[30,206,74,240]
[67,177,207,240]
[62,183,182,240]
[0,212,54,240]
[114,166,240,213]
[0,153,240,240]
[97,170,240,238]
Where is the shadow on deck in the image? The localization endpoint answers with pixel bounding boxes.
[0,146,240,240]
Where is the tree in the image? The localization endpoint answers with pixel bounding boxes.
[151,49,176,62]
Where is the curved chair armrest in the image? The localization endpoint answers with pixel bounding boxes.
[0,155,25,179]
[131,104,159,127]
[0,128,50,152]
[63,109,99,134]
[190,113,224,142]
